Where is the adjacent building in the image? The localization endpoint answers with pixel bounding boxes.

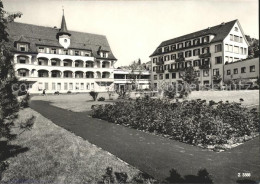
[150,19,249,88]
[224,57,259,83]
[8,13,117,94]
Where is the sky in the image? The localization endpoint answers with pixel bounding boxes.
[2,0,259,67]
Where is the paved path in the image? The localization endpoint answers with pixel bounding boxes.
[30,100,260,183]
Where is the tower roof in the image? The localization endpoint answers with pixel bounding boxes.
[57,11,71,37]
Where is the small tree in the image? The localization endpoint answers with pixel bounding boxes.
[89,91,98,101]
[180,66,199,97]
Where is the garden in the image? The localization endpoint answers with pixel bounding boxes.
[92,96,259,151]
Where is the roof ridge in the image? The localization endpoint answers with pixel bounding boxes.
[10,21,107,37]
[160,19,237,46]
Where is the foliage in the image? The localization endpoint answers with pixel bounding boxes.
[246,35,259,58]
[165,168,213,183]
[20,93,30,108]
[213,75,222,84]
[89,91,98,101]
[54,91,60,95]
[67,90,72,94]
[92,97,259,149]
[97,97,105,101]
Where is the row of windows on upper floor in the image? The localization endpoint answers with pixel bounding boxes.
[16,57,111,68]
[153,44,247,64]
[16,43,109,58]
[157,35,211,54]
[36,82,95,91]
[226,65,256,75]
[230,34,243,43]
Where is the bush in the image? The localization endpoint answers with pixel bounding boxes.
[67,91,72,94]
[97,97,105,101]
[89,91,98,101]
[92,98,259,148]
[20,93,30,108]
[54,91,60,95]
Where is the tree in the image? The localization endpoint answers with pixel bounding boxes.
[246,35,259,58]
[181,66,199,96]
[0,1,33,180]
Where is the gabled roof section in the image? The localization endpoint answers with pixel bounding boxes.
[6,22,117,60]
[16,35,30,43]
[150,19,237,57]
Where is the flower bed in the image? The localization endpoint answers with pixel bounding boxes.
[92,97,259,151]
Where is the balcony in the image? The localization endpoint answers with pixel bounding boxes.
[156,60,164,65]
[168,68,178,72]
[175,57,185,62]
[155,70,164,74]
[199,53,211,58]
[199,64,211,69]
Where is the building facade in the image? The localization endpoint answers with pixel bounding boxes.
[224,57,259,83]
[8,13,117,94]
[114,69,150,92]
[150,20,249,88]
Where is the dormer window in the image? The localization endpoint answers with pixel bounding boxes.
[51,48,57,54]
[171,45,176,50]
[38,47,45,53]
[193,39,200,45]
[18,43,28,52]
[185,41,191,47]
[202,36,209,43]
[178,43,183,49]
[85,53,90,57]
[234,27,238,32]
[164,46,169,52]
[75,51,79,56]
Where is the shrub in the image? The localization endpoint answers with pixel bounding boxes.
[92,98,259,148]
[97,97,105,101]
[67,91,72,94]
[89,91,98,101]
[20,93,30,108]
[54,91,60,95]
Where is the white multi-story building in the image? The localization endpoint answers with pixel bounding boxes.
[114,69,150,92]
[7,13,117,94]
[150,19,249,88]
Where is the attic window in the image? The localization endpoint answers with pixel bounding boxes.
[234,27,238,32]
[18,44,27,52]
[38,47,45,53]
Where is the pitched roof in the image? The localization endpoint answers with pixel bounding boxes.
[150,19,237,57]
[7,21,117,60]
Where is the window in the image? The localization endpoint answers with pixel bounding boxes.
[193,60,200,67]
[229,45,233,52]
[64,50,69,55]
[38,82,43,91]
[18,57,26,64]
[18,69,27,77]
[229,57,233,63]
[69,83,73,90]
[250,65,255,72]
[240,47,243,54]
[179,72,183,78]
[195,70,200,77]
[239,37,243,43]
[213,69,219,76]
[153,67,156,72]
[202,36,209,43]
[164,46,169,52]
[154,75,157,80]
[76,83,79,90]
[215,44,222,52]
[193,39,200,45]
[225,44,229,51]
[153,58,157,63]
[202,47,209,54]
[45,83,48,90]
[203,70,209,77]
[75,51,79,56]
[215,57,222,64]
[102,62,106,68]
[225,56,229,63]
[234,27,238,31]
[51,48,56,54]
[91,83,94,89]
[244,48,247,55]
[234,35,239,42]
[158,48,162,53]
[52,83,56,90]
[165,74,169,79]
[185,50,192,57]
[171,45,176,50]
[38,47,45,53]
[227,70,231,75]
[241,67,246,73]
[164,55,169,61]
[159,74,163,80]
[172,73,176,79]
[86,83,90,90]
[171,54,176,60]
[178,43,183,49]
[234,68,238,74]
[81,83,84,90]
[185,41,191,47]
[57,83,61,91]
[234,46,239,54]
[178,52,184,58]
[19,44,27,52]
[193,49,200,56]
[230,34,234,41]
[64,83,68,90]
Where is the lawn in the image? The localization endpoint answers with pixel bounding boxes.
[1,108,144,183]
[31,90,259,112]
